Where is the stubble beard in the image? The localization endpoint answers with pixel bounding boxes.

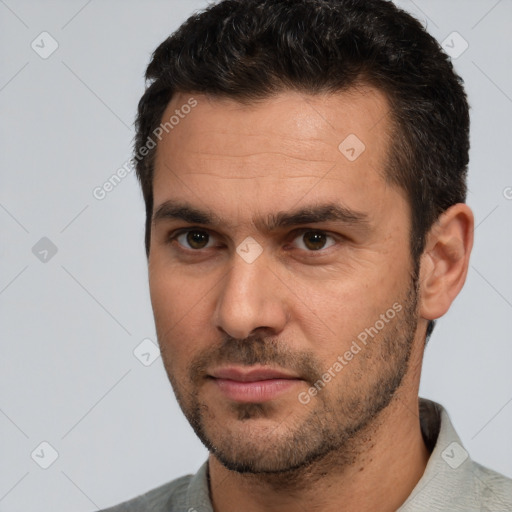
[160,273,420,479]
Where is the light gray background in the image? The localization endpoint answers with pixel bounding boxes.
[1,1,511,510]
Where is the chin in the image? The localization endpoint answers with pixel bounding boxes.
[195,411,339,475]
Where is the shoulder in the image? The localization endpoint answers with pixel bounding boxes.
[469,460,512,509]
[99,473,192,512]
[403,398,512,511]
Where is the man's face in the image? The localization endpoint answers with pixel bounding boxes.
[149,89,421,474]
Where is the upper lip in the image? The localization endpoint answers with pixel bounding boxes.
[209,366,299,382]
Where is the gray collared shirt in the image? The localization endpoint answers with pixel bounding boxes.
[101,398,512,511]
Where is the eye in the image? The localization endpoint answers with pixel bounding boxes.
[290,230,336,251]
[169,228,338,254]
[172,229,218,250]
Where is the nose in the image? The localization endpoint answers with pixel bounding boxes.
[213,250,289,340]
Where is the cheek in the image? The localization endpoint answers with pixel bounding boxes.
[149,254,210,323]
[286,259,408,362]
[149,272,179,330]
[148,264,208,362]
[288,267,387,326]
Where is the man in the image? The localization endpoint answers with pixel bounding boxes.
[103,0,512,510]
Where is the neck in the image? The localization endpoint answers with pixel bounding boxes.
[208,369,429,512]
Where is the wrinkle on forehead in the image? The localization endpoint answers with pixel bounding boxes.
[155,88,391,170]
[151,88,403,237]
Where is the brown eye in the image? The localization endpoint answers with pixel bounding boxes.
[176,230,212,250]
[303,231,327,250]
[292,230,336,252]
[188,231,209,249]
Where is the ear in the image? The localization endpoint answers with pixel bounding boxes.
[419,203,474,321]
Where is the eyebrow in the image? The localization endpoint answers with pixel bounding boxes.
[152,200,370,232]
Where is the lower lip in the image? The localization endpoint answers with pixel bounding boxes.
[212,378,300,403]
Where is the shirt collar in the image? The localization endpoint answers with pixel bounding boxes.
[398,397,474,511]
[184,398,471,512]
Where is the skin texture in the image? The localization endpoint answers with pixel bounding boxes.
[148,89,474,512]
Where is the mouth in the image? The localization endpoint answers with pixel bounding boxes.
[208,366,303,403]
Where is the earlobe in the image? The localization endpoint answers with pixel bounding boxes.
[419,203,474,321]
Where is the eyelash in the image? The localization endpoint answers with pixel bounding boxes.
[167,228,339,255]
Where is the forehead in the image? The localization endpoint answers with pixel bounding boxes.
[154,87,391,168]
[151,88,404,229]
